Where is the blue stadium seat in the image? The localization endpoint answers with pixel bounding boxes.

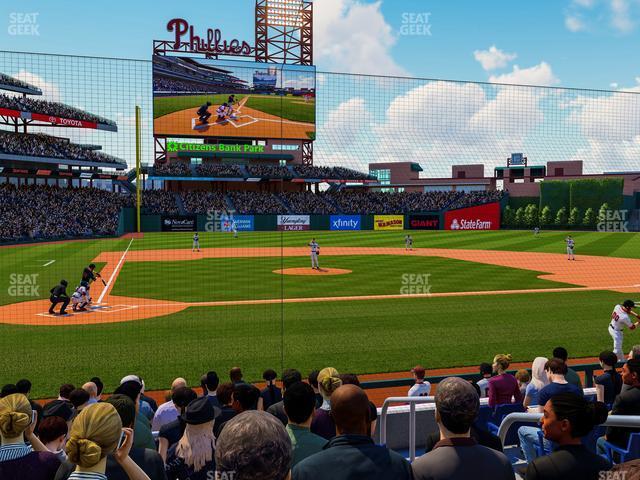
[600,433,640,465]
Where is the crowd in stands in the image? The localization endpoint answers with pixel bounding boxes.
[153,78,214,94]
[293,165,375,180]
[180,191,227,215]
[246,164,293,178]
[0,131,125,165]
[4,340,640,480]
[153,162,191,177]
[141,190,179,215]
[281,191,339,215]
[195,163,244,177]
[448,190,505,210]
[0,93,116,126]
[0,72,41,92]
[227,191,285,214]
[0,184,131,243]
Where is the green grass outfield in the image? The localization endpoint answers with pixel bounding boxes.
[1,229,638,398]
[153,94,315,123]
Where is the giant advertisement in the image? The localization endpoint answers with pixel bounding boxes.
[374,215,404,231]
[153,56,315,140]
[330,215,361,231]
[444,202,501,231]
[277,215,310,231]
[408,214,440,230]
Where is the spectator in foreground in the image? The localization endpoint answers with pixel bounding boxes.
[214,384,260,438]
[516,369,531,397]
[476,362,493,398]
[284,381,327,466]
[308,370,322,409]
[261,369,283,411]
[525,393,610,480]
[152,377,187,431]
[68,388,90,412]
[56,394,166,480]
[519,358,584,463]
[165,396,217,480]
[597,358,640,456]
[158,387,198,463]
[81,382,99,405]
[294,384,412,480]
[524,357,549,409]
[212,383,236,437]
[37,416,68,462]
[64,402,150,480]
[412,378,514,480]
[58,384,75,401]
[595,350,622,405]
[15,379,43,426]
[229,367,244,385]
[200,371,220,408]
[114,380,156,450]
[216,410,292,480]
[267,369,302,426]
[487,354,522,407]
[90,376,104,402]
[1,384,18,398]
[553,347,583,389]
[0,393,60,480]
[310,367,343,440]
[339,374,378,436]
[408,365,431,397]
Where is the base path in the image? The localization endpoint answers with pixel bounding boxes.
[274,267,352,276]
[2,247,639,326]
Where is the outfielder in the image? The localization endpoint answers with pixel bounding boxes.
[231,220,238,239]
[309,238,320,270]
[192,232,200,252]
[609,300,640,361]
[405,234,413,251]
[565,235,575,260]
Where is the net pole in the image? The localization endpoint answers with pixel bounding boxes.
[135,105,141,233]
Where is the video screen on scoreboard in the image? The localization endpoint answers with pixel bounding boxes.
[153,56,315,140]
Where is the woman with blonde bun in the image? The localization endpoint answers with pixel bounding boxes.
[65,402,150,480]
[0,393,60,480]
[310,367,342,440]
[487,353,523,407]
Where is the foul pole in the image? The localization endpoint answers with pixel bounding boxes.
[135,105,141,233]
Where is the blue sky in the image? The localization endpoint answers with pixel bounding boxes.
[3,0,640,89]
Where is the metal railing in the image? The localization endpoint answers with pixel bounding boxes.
[379,396,435,462]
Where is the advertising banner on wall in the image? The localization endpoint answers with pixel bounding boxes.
[444,202,501,231]
[277,215,310,231]
[162,215,197,232]
[374,215,404,231]
[408,214,440,230]
[222,215,254,232]
[329,215,361,231]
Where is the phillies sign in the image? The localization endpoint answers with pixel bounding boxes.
[444,202,501,231]
[166,19,253,57]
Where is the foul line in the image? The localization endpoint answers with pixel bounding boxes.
[97,238,133,304]
[42,260,55,267]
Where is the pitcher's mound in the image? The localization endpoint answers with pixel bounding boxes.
[273,268,352,276]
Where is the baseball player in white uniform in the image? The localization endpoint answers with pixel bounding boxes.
[309,238,320,270]
[192,232,200,252]
[609,300,640,361]
[231,220,238,239]
[565,235,575,260]
[405,234,413,251]
[71,284,91,312]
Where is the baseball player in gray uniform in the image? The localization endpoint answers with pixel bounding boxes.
[192,232,200,252]
[309,238,320,270]
[405,234,413,251]
[565,235,575,260]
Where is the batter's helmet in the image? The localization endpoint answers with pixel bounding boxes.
[624,300,635,309]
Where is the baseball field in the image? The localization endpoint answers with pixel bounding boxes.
[2,229,639,398]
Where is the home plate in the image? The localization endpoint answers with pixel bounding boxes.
[191,118,209,130]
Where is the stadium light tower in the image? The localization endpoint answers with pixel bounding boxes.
[255,0,313,65]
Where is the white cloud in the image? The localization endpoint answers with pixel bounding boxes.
[313,0,407,76]
[10,69,61,102]
[610,0,634,32]
[488,62,560,87]
[610,82,619,89]
[573,0,595,7]
[320,97,370,146]
[565,15,587,32]
[473,45,517,71]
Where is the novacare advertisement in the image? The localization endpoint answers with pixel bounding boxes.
[444,202,501,231]
[277,215,310,231]
[330,215,361,231]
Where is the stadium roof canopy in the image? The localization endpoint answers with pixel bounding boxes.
[0,73,42,95]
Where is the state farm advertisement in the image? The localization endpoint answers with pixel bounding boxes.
[444,202,501,231]
[277,215,310,231]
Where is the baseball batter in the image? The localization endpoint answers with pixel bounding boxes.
[609,300,640,361]
[309,238,320,270]
[405,234,413,251]
[565,235,575,260]
[192,232,200,252]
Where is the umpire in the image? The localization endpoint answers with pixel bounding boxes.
[49,279,70,315]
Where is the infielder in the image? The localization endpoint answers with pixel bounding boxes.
[309,238,320,270]
[565,235,575,260]
[609,300,640,361]
[405,234,413,251]
[192,232,200,252]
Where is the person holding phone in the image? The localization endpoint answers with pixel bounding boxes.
[64,402,150,480]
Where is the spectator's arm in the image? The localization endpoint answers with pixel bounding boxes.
[487,379,496,408]
[158,436,169,463]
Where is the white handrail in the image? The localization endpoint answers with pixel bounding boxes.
[379,396,435,462]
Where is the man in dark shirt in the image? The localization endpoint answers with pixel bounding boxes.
[293,385,413,480]
[267,369,303,426]
[49,279,69,315]
[594,350,622,405]
[81,263,102,284]
[197,102,212,123]
[214,383,260,438]
[598,358,640,455]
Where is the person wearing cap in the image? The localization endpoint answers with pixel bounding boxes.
[49,279,70,315]
[42,399,75,433]
[408,365,431,397]
[166,396,217,480]
[158,387,199,463]
[152,378,187,432]
[216,410,292,480]
[310,367,342,440]
[293,384,413,480]
[411,377,515,480]
[120,375,155,419]
[609,300,640,362]
[114,381,156,451]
